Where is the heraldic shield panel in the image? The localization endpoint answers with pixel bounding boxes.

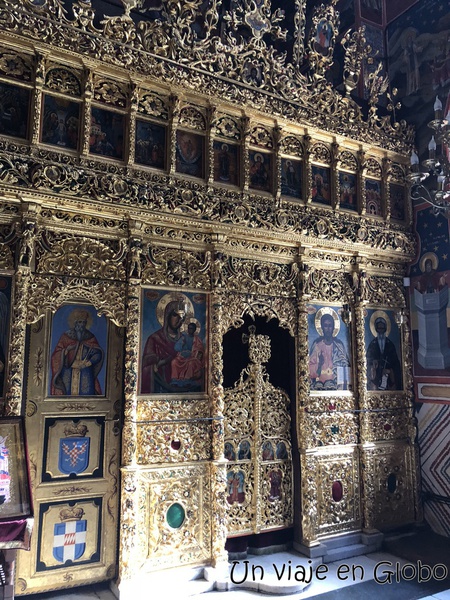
[16,303,123,595]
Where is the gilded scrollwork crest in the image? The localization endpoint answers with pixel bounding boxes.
[45,66,82,96]
[142,246,211,290]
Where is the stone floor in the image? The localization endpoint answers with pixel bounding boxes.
[16,525,450,600]
[20,549,450,600]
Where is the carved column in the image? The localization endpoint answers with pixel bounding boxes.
[4,265,30,416]
[30,51,47,146]
[118,244,142,581]
[81,64,94,157]
[209,288,228,568]
[127,81,139,166]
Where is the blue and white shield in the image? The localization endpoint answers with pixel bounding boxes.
[58,437,90,475]
[53,519,87,563]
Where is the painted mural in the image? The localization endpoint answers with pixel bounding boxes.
[409,205,450,403]
[387,0,450,152]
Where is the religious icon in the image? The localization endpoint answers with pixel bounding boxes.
[226,470,245,505]
[213,141,239,186]
[268,468,282,502]
[365,179,382,216]
[308,305,352,391]
[0,277,11,399]
[244,61,262,86]
[390,183,406,221]
[89,107,124,159]
[276,441,288,460]
[339,171,357,211]
[0,82,30,139]
[311,165,331,205]
[365,309,402,391]
[0,417,32,521]
[41,94,80,150]
[237,439,251,460]
[175,130,204,178]
[135,119,166,169]
[281,157,302,199]
[49,304,107,397]
[224,442,236,461]
[249,150,271,192]
[262,440,274,460]
[314,18,334,55]
[140,289,207,394]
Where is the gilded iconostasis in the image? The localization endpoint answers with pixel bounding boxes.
[0,0,445,596]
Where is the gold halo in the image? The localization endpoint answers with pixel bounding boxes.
[369,310,391,337]
[254,152,264,163]
[155,293,194,327]
[181,316,201,336]
[419,252,439,273]
[314,307,340,337]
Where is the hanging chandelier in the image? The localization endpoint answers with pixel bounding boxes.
[409,95,450,216]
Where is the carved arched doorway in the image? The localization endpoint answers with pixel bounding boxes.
[222,309,298,554]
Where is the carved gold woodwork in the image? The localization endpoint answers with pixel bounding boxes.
[224,330,293,536]
[119,464,212,577]
[0,0,423,590]
[361,442,417,531]
[315,447,361,537]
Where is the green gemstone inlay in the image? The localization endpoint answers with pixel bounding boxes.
[166,502,185,529]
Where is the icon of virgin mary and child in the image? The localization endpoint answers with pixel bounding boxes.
[141,295,205,394]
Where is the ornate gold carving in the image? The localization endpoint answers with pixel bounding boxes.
[280,134,304,158]
[306,268,354,304]
[137,421,211,464]
[0,49,32,81]
[341,26,372,97]
[338,150,358,172]
[364,275,405,307]
[303,396,358,449]
[45,66,82,96]
[4,267,30,415]
[140,465,212,571]
[179,105,206,131]
[311,142,331,165]
[137,398,209,422]
[315,448,361,537]
[26,275,126,326]
[138,91,169,119]
[221,257,297,298]
[122,282,140,466]
[93,76,128,108]
[142,246,210,289]
[361,442,417,530]
[53,486,92,495]
[365,157,382,179]
[214,115,241,141]
[249,124,274,149]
